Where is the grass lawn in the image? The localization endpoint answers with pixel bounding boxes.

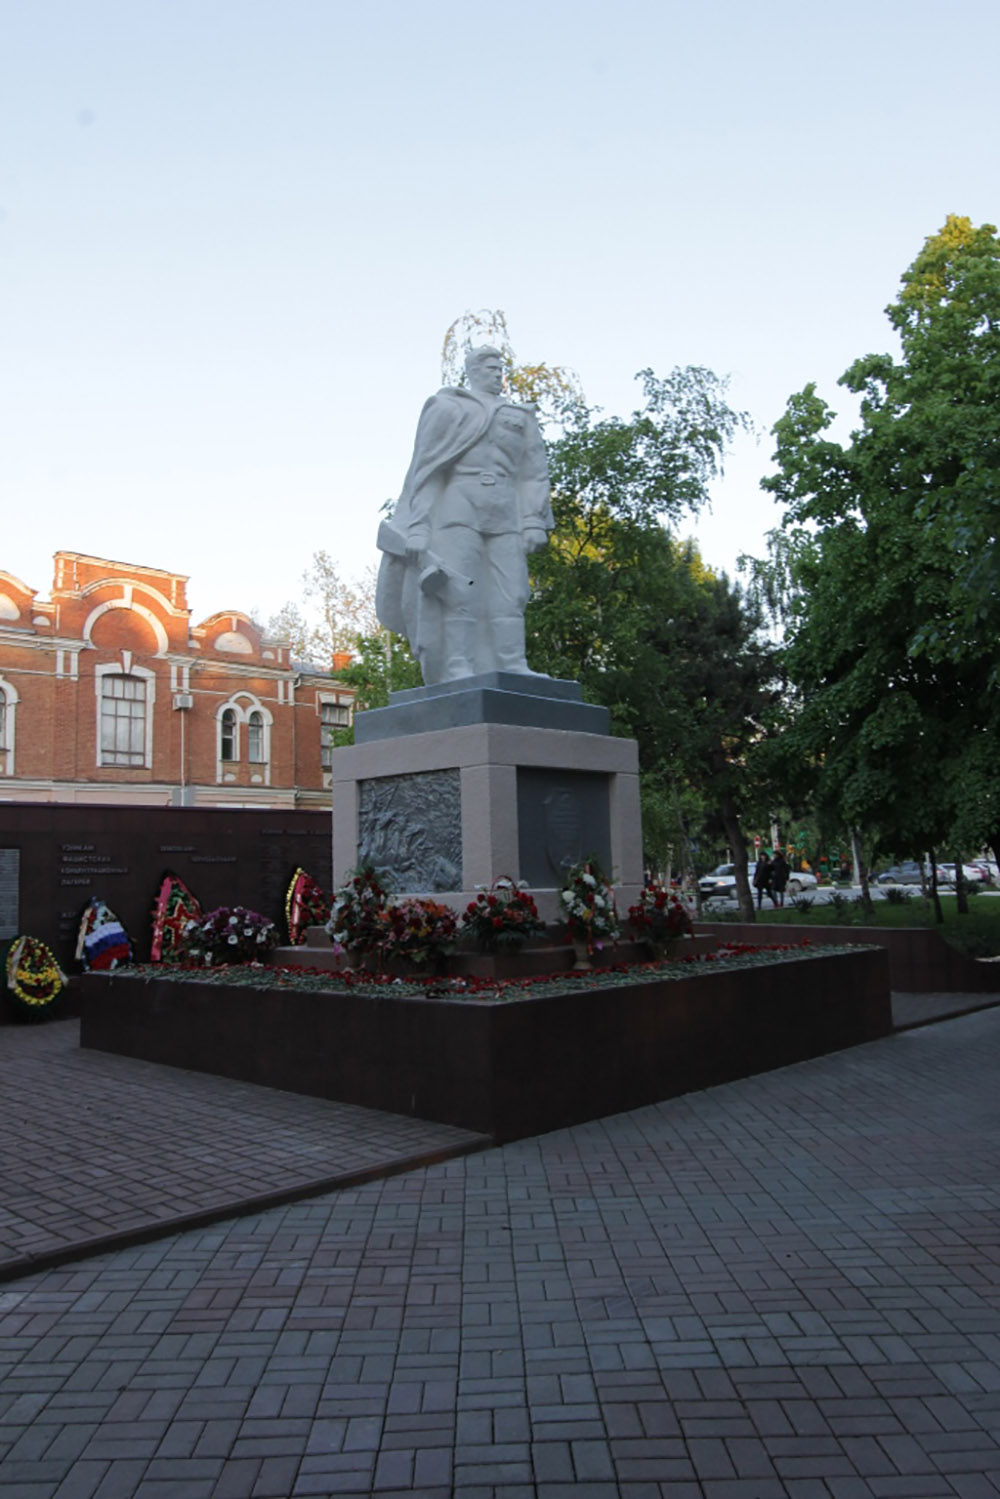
[710,892,1000,957]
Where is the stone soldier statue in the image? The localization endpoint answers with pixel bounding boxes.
[375,345,553,684]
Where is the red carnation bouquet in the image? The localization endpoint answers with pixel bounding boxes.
[628,880,694,957]
[461,877,545,952]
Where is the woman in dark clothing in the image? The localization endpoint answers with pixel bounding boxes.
[752,854,772,910]
[770,851,790,907]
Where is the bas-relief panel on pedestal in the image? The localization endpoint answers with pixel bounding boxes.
[358,770,462,893]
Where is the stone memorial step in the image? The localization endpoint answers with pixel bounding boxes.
[269,929,718,980]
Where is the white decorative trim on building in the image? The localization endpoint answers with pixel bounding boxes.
[215,693,273,785]
[83,598,170,656]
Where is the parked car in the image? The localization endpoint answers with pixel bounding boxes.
[775,866,818,897]
[698,863,741,898]
[698,862,818,899]
[873,862,925,885]
[937,862,992,885]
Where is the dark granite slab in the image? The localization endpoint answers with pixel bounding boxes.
[81,946,892,1143]
[354,672,610,742]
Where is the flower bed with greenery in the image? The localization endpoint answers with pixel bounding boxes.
[113,938,865,1001]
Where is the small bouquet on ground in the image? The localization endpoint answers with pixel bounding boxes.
[628,880,694,959]
[461,877,545,952]
[181,906,278,966]
[560,858,619,960]
[325,864,389,961]
[377,897,457,969]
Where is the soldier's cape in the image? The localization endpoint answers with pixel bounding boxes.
[375,387,550,660]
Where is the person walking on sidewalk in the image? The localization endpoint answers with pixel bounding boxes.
[753,853,772,910]
[770,850,790,908]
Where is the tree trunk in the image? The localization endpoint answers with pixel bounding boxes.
[928,845,944,924]
[953,854,968,915]
[851,827,874,916]
[722,797,755,921]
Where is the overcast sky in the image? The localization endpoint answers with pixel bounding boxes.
[2,0,997,627]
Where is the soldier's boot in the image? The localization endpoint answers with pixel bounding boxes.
[441,619,476,681]
[493,615,540,675]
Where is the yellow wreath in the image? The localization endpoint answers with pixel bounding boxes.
[6,935,67,1007]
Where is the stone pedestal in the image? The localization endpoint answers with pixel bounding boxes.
[331,673,643,921]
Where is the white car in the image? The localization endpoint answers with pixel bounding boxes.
[938,862,993,885]
[698,862,818,900]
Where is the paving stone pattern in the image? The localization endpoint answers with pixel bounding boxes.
[0,1020,486,1277]
[2,1009,1000,1495]
[2,998,991,1278]
[891,991,1000,1030]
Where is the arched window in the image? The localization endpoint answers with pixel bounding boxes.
[0,677,17,774]
[220,708,237,762]
[247,710,265,764]
[99,674,147,766]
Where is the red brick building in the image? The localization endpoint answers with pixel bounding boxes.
[0,552,353,808]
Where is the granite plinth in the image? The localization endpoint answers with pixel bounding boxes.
[354,672,610,742]
[332,719,643,916]
[81,946,892,1142]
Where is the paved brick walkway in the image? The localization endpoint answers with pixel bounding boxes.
[892,990,1000,1029]
[0,1020,487,1280]
[2,1007,1000,1495]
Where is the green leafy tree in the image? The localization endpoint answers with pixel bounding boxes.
[641,565,783,919]
[757,217,1000,907]
[528,366,752,685]
[327,632,422,746]
[524,370,776,918]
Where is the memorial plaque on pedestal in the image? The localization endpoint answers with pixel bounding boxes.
[0,849,19,939]
[516,770,612,886]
